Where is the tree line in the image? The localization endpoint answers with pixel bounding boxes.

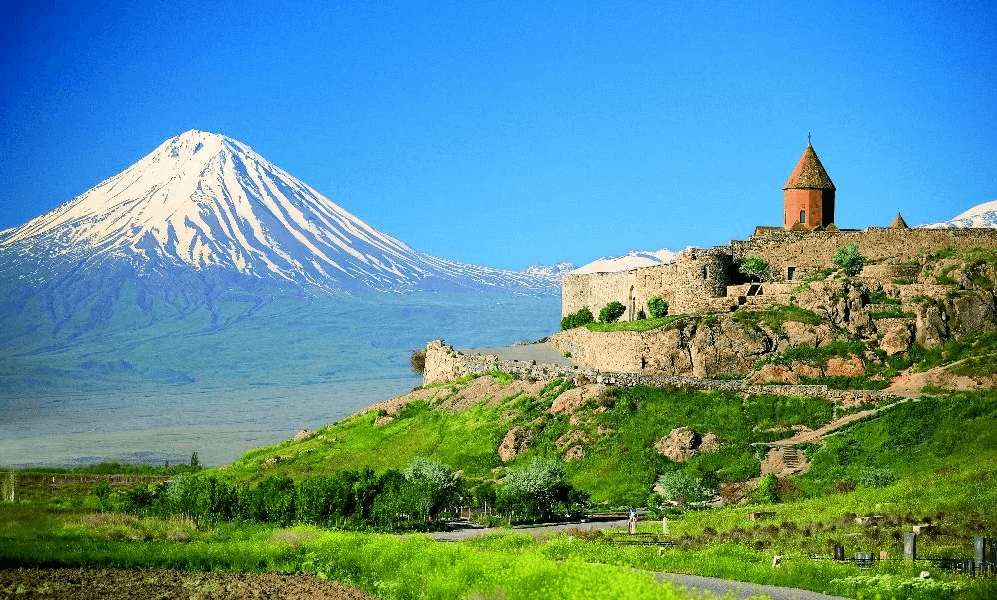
[115,457,587,530]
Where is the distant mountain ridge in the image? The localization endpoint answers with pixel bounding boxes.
[920,199,997,229]
[569,249,679,274]
[0,130,562,295]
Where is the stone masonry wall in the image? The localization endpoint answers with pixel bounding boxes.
[562,248,735,322]
[422,339,897,406]
[733,228,997,282]
[564,227,997,320]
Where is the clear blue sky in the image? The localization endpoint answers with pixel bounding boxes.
[2,1,995,270]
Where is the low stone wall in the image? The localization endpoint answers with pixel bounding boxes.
[422,340,898,406]
[423,339,601,385]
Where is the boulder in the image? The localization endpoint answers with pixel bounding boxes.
[563,445,585,461]
[745,363,800,385]
[825,356,865,377]
[699,432,722,453]
[653,427,720,461]
[876,318,914,355]
[945,291,997,337]
[790,360,822,379]
[550,383,609,414]
[782,321,833,349]
[914,302,948,348]
[498,426,533,462]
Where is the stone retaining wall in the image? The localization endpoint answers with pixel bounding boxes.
[422,340,898,406]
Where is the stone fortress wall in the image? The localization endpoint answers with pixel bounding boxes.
[422,339,898,406]
[563,227,997,321]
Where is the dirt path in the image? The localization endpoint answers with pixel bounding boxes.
[0,568,375,600]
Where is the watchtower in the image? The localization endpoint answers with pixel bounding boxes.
[783,142,836,230]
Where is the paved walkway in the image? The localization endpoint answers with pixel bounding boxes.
[657,573,847,600]
[429,518,629,541]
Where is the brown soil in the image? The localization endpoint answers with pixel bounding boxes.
[887,364,997,397]
[0,568,377,600]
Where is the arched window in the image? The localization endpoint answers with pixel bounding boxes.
[799,210,806,225]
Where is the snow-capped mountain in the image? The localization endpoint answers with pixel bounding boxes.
[920,199,997,229]
[569,249,679,274]
[0,130,558,294]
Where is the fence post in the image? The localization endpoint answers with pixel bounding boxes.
[834,545,845,561]
[904,533,917,561]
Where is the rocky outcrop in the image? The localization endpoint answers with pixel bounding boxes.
[550,384,610,414]
[549,278,997,379]
[563,445,585,461]
[653,427,720,462]
[498,427,533,462]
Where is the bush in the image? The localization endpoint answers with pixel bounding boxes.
[598,301,626,323]
[560,307,594,331]
[646,296,668,318]
[858,467,898,488]
[657,471,706,504]
[758,473,779,504]
[410,349,427,374]
[738,255,771,281]
[832,243,866,276]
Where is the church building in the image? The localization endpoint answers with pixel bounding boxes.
[783,143,836,230]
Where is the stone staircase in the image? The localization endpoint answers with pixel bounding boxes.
[759,445,809,477]
[781,447,802,473]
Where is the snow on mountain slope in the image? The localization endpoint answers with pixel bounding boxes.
[920,199,997,229]
[569,249,679,274]
[0,130,559,293]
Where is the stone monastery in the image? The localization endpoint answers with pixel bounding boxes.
[562,142,997,322]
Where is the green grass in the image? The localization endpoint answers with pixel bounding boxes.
[584,314,692,332]
[3,504,993,600]
[731,304,824,332]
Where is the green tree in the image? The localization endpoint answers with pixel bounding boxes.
[403,457,461,521]
[738,255,771,281]
[646,296,669,318]
[832,243,866,276]
[657,471,705,504]
[599,301,626,323]
[499,458,583,521]
[190,451,199,468]
[560,307,594,330]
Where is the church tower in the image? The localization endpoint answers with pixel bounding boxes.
[783,142,836,230]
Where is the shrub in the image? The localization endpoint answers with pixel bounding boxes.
[832,243,866,276]
[833,478,857,493]
[560,307,594,330]
[410,349,427,374]
[858,467,898,488]
[646,296,669,318]
[93,481,112,511]
[758,473,779,504]
[738,255,771,281]
[657,471,706,504]
[599,301,626,323]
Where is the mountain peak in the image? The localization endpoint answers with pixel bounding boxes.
[1,132,560,295]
